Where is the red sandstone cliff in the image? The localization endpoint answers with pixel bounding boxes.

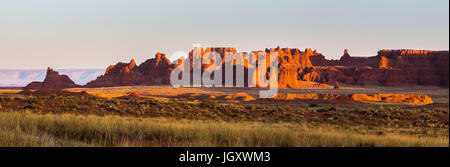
[270,47,315,88]
[24,67,80,90]
[46,47,448,89]
[85,52,173,87]
[306,49,449,87]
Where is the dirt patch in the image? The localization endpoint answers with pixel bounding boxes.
[272,93,433,105]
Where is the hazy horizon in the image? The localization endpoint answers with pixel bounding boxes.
[0,69,104,86]
[1,0,448,69]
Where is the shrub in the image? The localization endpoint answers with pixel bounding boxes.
[328,107,337,111]
[22,103,42,110]
[376,130,385,135]
[70,104,81,111]
[49,94,58,99]
[245,105,256,111]
[309,103,318,107]
[200,100,218,109]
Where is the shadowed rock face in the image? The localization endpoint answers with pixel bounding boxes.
[70,47,450,88]
[377,50,449,87]
[85,52,174,87]
[83,47,321,88]
[24,68,80,90]
[307,49,449,87]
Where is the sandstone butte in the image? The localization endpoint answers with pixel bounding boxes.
[24,67,81,90]
[24,47,449,90]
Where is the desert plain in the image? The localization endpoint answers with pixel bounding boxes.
[0,84,448,147]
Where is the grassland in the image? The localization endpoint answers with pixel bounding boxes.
[0,112,447,147]
[0,85,448,147]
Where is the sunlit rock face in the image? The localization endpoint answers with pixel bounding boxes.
[307,49,449,87]
[78,47,449,88]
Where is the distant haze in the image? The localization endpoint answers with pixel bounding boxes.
[0,0,448,69]
[0,69,104,87]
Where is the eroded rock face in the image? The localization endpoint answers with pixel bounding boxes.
[270,47,316,88]
[334,81,341,89]
[173,46,320,88]
[307,49,449,87]
[138,52,173,85]
[274,93,433,105]
[85,53,173,87]
[377,50,449,87]
[24,67,80,90]
[83,47,449,88]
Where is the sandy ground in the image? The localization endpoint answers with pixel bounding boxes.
[0,89,22,94]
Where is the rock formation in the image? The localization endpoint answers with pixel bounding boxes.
[307,49,449,87]
[30,47,448,89]
[334,81,341,89]
[269,47,316,88]
[24,67,80,90]
[85,52,174,87]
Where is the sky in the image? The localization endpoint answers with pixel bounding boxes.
[0,0,448,69]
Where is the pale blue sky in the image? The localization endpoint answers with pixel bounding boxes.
[0,0,448,69]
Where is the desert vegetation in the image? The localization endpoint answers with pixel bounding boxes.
[0,93,448,128]
[0,112,447,147]
[0,89,448,147]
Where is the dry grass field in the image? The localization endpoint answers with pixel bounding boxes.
[0,85,448,147]
[0,112,447,147]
